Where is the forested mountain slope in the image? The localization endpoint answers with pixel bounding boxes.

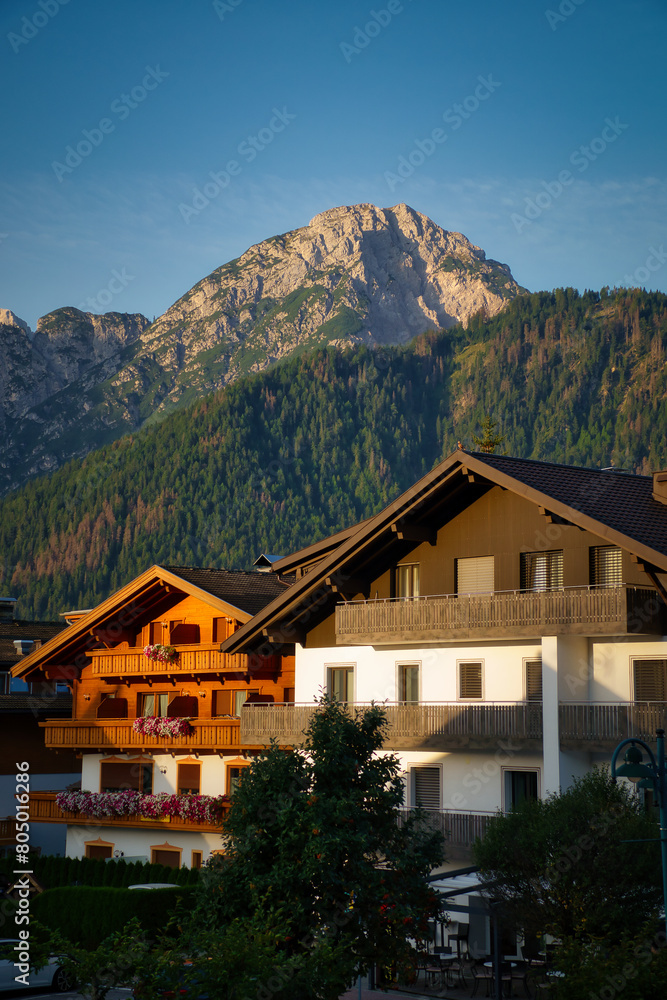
[3,287,666,619]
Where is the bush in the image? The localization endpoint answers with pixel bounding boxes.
[32,885,196,948]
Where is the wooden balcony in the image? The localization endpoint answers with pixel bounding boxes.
[0,816,17,845]
[87,645,278,678]
[28,791,229,834]
[335,586,664,644]
[240,702,543,750]
[39,718,241,752]
[559,702,667,750]
[398,808,497,855]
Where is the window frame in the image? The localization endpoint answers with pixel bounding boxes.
[502,767,540,812]
[394,563,420,600]
[458,659,484,700]
[632,657,667,702]
[520,550,563,592]
[410,764,442,810]
[524,658,543,703]
[326,663,355,704]
[397,661,421,703]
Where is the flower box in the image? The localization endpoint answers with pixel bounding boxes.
[143,643,178,664]
[132,717,193,738]
[55,789,229,824]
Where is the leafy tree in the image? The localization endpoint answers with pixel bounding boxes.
[43,917,151,1000]
[473,768,662,943]
[191,697,446,999]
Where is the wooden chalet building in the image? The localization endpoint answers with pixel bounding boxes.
[12,565,293,867]
[222,449,667,863]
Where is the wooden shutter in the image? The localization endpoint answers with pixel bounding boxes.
[177,763,200,794]
[590,546,622,587]
[86,844,112,859]
[634,660,666,701]
[456,556,494,594]
[525,660,542,702]
[151,849,180,868]
[213,690,233,716]
[460,662,483,699]
[413,767,440,809]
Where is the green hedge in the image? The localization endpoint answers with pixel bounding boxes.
[0,854,200,889]
[32,885,197,948]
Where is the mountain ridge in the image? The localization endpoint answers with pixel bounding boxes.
[0,203,523,495]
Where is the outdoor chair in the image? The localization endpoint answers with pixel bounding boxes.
[470,959,494,998]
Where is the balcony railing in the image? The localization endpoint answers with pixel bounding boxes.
[39,718,241,752]
[27,791,229,833]
[87,645,279,677]
[398,808,498,851]
[559,702,667,749]
[335,586,664,643]
[240,702,543,749]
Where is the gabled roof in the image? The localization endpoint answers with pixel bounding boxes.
[12,564,291,681]
[222,449,667,653]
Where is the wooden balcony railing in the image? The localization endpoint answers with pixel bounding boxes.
[27,791,229,833]
[335,586,664,643]
[87,645,279,677]
[39,718,241,752]
[240,702,543,750]
[0,816,17,845]
[559,702,667,750]
[398,808,498,851]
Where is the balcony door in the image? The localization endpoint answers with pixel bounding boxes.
[398,663,420,703]
[521,550,563,592]
[396,563,420,599]
[328,665,354,704]
[503,769,539,811]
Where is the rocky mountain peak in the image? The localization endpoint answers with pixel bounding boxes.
[0,309,33,338]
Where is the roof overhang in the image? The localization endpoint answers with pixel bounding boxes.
[222,449,667,654]
[11,564,256,683]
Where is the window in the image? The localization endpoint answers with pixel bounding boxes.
[213,689,259,716]
[521,550,563,592]
[396,563,420,599]
[177,762,201,795]
[85,841,113,860]
[456,556,494,594]
[504,769,539,810]
[412,766,441,810]
[328,666,354,703]
[151,847,181,868]
[140,692,170,717]
[459,661,483,700]
[525,660,543,702]
[191,850,203,869]
[590,546,622,587]
[100,760,153,793]
[633,659,667,701]
[398,663,420,703]
[227,764,249,797]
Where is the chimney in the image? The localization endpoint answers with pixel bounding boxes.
[653,471,667,505]
[0,597,17,621]
[13,639,35,657]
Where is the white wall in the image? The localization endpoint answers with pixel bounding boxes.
[64,825,224,865]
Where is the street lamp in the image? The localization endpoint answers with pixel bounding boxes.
[611,728,667,926]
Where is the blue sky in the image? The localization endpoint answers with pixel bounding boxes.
[1,0,665,330]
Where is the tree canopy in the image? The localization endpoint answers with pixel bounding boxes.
[190,697,446,998]
[473,767,662,943]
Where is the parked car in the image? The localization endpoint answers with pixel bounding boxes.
[0,939,72,992]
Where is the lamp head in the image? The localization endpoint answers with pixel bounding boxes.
[616,744,654,784]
